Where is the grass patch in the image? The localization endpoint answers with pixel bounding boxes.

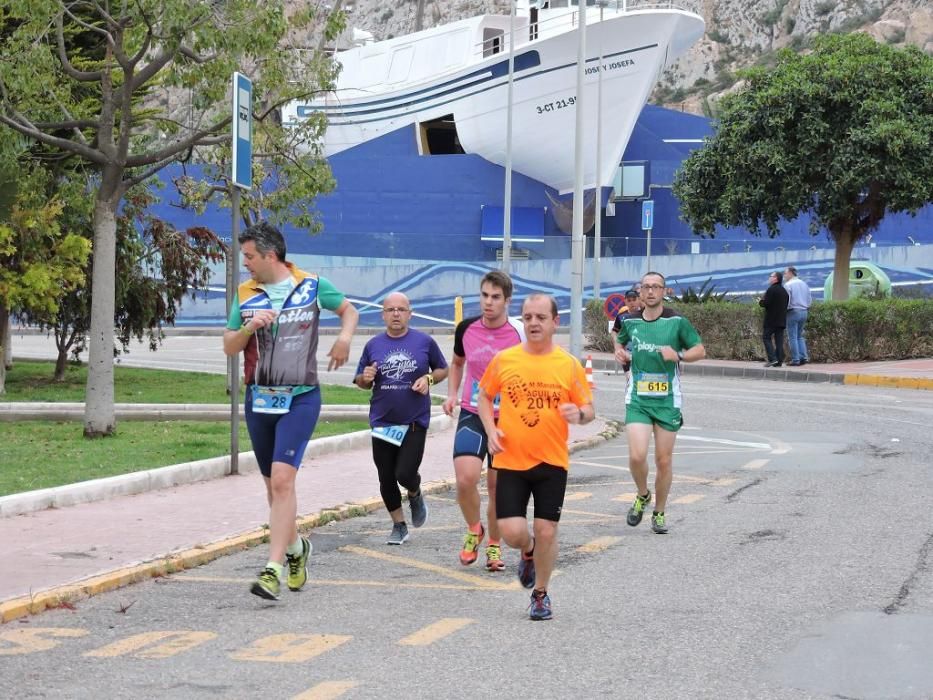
[1,361,368,404]
[0,419,370,497]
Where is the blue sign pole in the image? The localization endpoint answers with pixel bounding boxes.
[642,199,654,270]
[228,72,252,476]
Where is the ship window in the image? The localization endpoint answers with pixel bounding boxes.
[483,28,504,57]
[417,115,465,155]
[387,46,413,84]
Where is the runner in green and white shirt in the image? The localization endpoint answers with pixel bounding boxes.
[615,272,705,534]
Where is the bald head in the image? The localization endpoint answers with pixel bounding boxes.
[382,292,412,337]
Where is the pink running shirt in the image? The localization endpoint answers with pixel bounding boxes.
[452,315,525,415]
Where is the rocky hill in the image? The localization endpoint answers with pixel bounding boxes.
[337,0,933,115]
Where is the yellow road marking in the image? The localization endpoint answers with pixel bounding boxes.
[576,536,622,554]
[340,545,513,590]
[611,492,638,502]
[230,634,352,663]
[84,631,216,658]
[291,681,359,700]
[671,494,704,505]
[398,618,474,646]
[560,507,621,518]
[177,574,513,592]
[742,459,770,470]
[0,627,88,655]
[564,491,592,501]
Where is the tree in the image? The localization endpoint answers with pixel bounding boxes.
[21,187,225,381]
[0,0,342,435]
[0,165,92,393]
[673,33,933,300]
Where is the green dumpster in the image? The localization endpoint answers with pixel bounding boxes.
[823,261,892,299]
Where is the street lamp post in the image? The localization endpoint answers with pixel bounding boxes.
[502,0,516,272]
[570,2,587,359]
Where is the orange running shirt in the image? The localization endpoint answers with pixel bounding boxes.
[479,345,593,471]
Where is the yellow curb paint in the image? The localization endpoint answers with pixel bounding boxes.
[564,491,592,501]
[292,681,359,700]
[230,634,352,664]
[84,631,216,659]
[671,494,704,505]
[576,536,622,554]
[742,459,770,470]
[398,618,474,646]
[844,374,933,391]
[0,627,88,655]
[339,545,511,590]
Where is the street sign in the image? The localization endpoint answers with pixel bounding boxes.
[231,72,252,190]
[603,292,627,320]
[641,199,654,230]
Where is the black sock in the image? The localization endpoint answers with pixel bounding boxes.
[533,588,547,597]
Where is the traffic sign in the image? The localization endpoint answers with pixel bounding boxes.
[231,72,252,190]
[641,199,654,230]
[603,292,627,320]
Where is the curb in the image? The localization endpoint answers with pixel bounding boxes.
[588,358,932,391]
[0,418,617,623]
[0,413,452,518]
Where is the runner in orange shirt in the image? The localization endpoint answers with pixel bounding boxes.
[477,294,595,620]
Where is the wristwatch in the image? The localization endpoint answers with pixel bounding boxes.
[676,350,685,361]
[578,409,585,423]
[426,374,435,387]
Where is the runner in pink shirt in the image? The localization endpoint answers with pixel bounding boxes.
[442,271,524,569]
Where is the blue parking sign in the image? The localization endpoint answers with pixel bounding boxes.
[641,200,654,230]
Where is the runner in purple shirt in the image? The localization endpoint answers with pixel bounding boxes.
[354,292,448,545]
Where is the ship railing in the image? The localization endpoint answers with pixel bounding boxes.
[470,0,696,60]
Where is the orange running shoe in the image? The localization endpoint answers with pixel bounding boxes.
[459,524,485,565]
[485,543,505,571]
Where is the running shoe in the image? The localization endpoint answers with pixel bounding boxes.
[250,567,281,600]
[485,543,505,572]
[459,524,485,565]
[626,490,652,527]
[285,537,312,591]
[387,521,410,545]
[651,512,669,534]
[528,589,552,621]
[409,490,428,528]
[518,541,536,589]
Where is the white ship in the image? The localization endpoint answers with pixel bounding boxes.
[284,0,704,194]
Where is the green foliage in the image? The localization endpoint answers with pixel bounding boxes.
[673,34,933,300]
[0,167,91,319]
[585,297,933,362]
[674,34,933,244]
[708,29,730,44]
[669,299,933,362]
[672,278,729,304]
[584,298,615,353]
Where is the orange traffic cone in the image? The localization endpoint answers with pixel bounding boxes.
[585,354,595,390]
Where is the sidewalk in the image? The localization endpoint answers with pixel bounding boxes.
[0,417,615,622]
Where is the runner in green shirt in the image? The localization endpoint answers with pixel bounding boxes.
[615,271,705,534]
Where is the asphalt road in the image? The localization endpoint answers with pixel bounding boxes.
[3,368,932,699]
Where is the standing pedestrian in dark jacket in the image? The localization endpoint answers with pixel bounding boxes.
[759,271,789,367]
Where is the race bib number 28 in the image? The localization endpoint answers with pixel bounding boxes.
[251,386,294,414]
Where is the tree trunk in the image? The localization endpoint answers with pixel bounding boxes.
[3,311,10,371]
[0,305,8,394]
[54,346,69,382]
[831,226,856,301]
[84,198,118,437]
